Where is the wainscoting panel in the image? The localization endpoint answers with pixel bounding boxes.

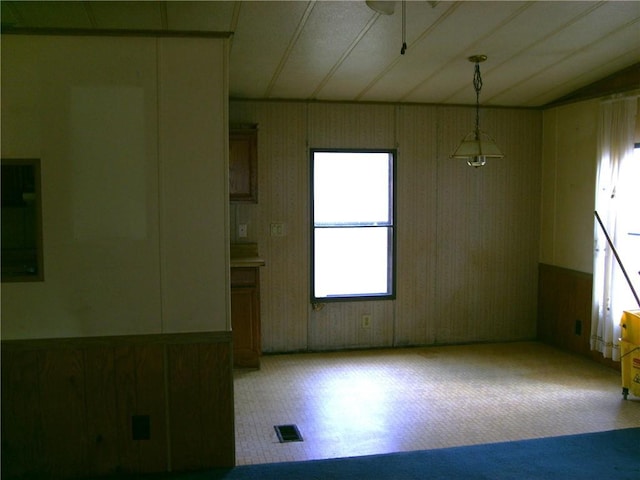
[115,344,168,473]
[84,347,120,476]
[1,349,44,476]
[204,342,235,467]
[167,342,234,471]
[1,332,234,479]
[538,263,601,361]
[39,348,88,476]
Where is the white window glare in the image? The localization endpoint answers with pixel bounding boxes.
[311,149,395,301]
[615,146,640,308]
[313,152,391,225]
[314,227,390,297]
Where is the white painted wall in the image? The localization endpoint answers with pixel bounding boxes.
[1,35,229,339]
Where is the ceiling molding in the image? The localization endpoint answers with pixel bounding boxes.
[544,62,640,108]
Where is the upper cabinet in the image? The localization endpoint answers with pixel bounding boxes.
[229,126,258,203]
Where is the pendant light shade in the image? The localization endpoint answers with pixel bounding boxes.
[451,55,503,168]
[450,130,504,168]
[366,1,395,15]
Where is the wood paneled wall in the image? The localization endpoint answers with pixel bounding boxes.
[230,100,542,352]
[537,263,617,369]
[1,332,234,479]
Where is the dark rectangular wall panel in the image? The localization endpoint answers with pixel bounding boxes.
[537,263,617,369]
[0,332,234,478]
[1,349,44,478]
[83,347,119,476]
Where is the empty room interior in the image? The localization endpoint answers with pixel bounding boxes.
[1,1,640,478]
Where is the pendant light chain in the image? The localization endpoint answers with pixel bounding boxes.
[450,54,503,167]
[401,0,407,55]
[473,61,482,138]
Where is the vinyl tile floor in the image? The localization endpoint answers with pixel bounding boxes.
[233,341,640,466]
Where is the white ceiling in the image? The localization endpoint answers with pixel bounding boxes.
[2,1,639,107]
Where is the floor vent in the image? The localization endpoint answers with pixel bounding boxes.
[274,424,303,443]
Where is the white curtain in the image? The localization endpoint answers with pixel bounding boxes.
[591,96,638,361]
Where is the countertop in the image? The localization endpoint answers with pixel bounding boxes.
[230,256,265,268]
[230,243,265,268]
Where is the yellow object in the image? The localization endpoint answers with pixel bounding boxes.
[620,310,640,344]
[620,310,640,399]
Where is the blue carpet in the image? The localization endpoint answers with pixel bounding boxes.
[177,428,640,480]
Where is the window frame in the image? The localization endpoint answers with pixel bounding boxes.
[1,158,44,282]
[310,148,397,303]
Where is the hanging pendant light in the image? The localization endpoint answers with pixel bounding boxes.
[450,55,504,168]
[365,1,395,15]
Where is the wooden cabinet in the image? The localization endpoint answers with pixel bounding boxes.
[231,267,261,368]
[229,127,257,203]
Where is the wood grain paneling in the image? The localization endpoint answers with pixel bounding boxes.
[308,102,396,148]
[198,342,234,467]
[231,100,542,353]
[537,263,619,369]
[132,345,167,473]
[83,347,119,476]
[113,345,140,471]
[309,300,395,350]
[167,342,234,470]
[538,263,594,358]
[1,332,234,478]
[1,349,43,478]
[167,343,201,470]
[308,103,397,350]
[38,348,88,477]
[434,106,541,344]
[112,345,168,472]
[230,101,310,352]
[394,104,439,346]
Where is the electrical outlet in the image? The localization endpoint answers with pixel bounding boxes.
[132,415,150,440]
[362,314,372,328]
[270,223,286,236]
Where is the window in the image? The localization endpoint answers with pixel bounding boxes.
[614,143,640,307]
[1,159,44,282]
[311,149,395,301]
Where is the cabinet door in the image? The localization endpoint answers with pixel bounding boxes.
[229,129,257,203]
[231,286,260,368]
